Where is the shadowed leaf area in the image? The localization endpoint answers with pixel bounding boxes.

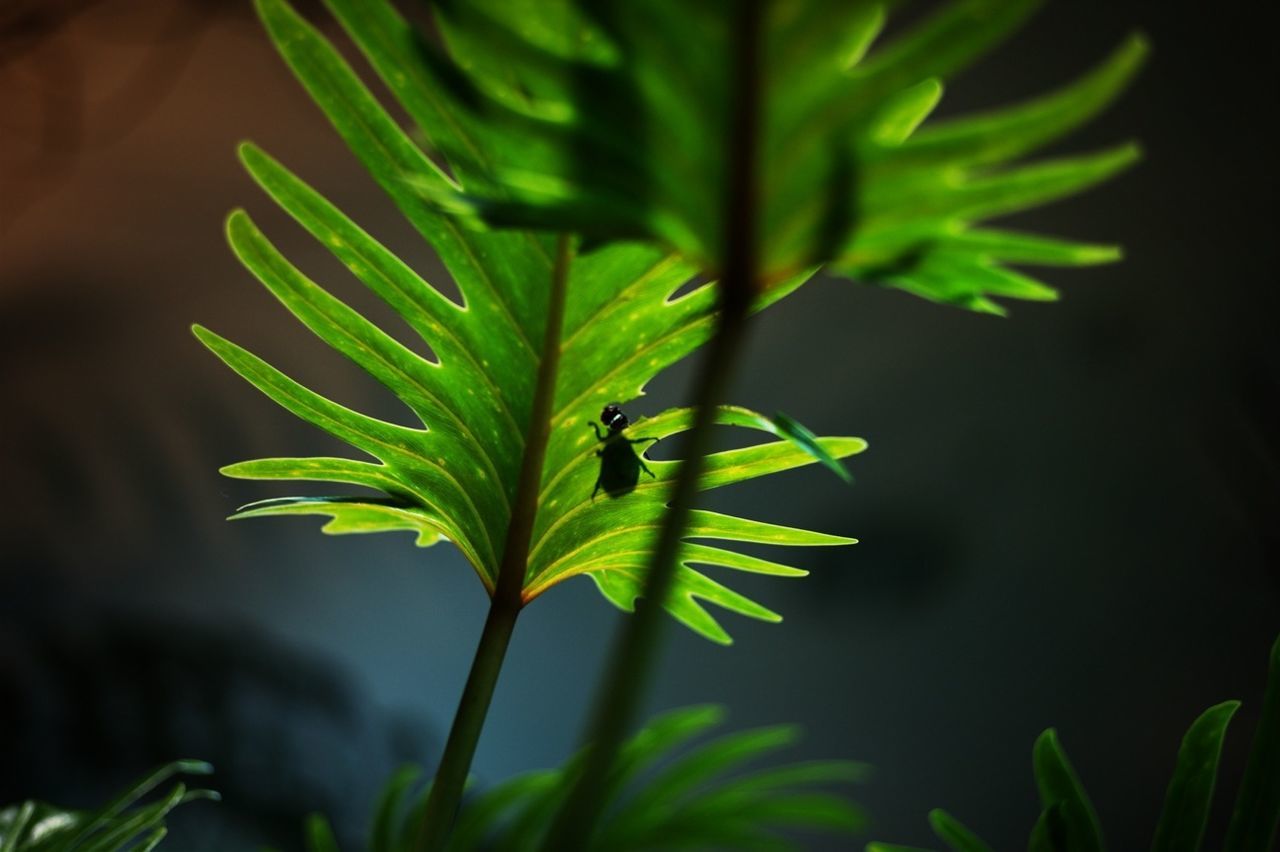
[870,633,1280,851]
[417,0,1145,313]
[0,762,217,852]
[295,706,867,852]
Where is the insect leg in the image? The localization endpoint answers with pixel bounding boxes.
[637,455,656,479]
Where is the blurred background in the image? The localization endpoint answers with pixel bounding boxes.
[2,0,1277,848]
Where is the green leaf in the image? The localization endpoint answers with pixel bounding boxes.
[595,705,726,816]
[1225,634,1280,852]
[0,761,215,852]
[1031,729,1103,852]
[201,0,865,644]
[928,809,992,852]
[131,828,167,852]
[446,774,558,852]
[371,767,423,852]
[1152,700,1239,852]
[772,411,854,484]
[870,79,944,147]
[449,705,865,851]
[303,814,341,852]
[602,723,803,839]
[0,803,35,852]
[891,32,1148,170]
[407,0,1142,311]
[879,637,1277,852]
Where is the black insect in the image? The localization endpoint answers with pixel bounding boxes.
[591,402,659,499]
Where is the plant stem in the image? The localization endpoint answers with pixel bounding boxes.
[416,233,574,852]
[542,4,763,848]
[414,595,518,852]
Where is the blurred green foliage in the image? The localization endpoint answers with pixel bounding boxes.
[869,635,1280,851]
[298,705,866,851]
[0,762,216,852]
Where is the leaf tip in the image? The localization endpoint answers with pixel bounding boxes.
[1124,30,1153,64]
[1079,243,1124,264]
[225,207,252,237]
[190,323,217,345]
[175,759,215,775]
[1109,140,1144,171]
[218,461,248,479]
[235,139,264,165]
[191,324,235,358]
[1032,727,1065,771]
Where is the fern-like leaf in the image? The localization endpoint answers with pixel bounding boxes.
[196,0,863,644]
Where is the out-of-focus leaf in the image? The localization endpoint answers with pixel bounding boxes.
[1031,729,1103,852]
[303,707,864,851]
[879,636,1280,852]
[928,809,992,852]
[1152,700,1239,852]
[303,815,340,852]
[370,766,423,852]
[0,761,216,852]
[1225,634,1280,852]
[415,0,1144,312]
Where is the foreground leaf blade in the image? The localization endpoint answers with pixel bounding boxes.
[1225,635,1280,852]
[1152,700,1239,852]
[929,808,992,852]
[1032,730,1103,852]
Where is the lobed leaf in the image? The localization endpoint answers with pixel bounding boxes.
[201,0,864,644]
[409,0,1143,312]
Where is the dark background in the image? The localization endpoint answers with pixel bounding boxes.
[2,1,1277,848]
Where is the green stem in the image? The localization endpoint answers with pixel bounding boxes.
[416,233,574,852]
[414,596,518,852]
[542,4,763,848]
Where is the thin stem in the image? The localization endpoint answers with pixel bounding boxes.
[416,233,574,852]
[414,596,518,852]
[542,4,763,848]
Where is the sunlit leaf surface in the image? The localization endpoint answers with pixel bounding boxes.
[197,0,864,643]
